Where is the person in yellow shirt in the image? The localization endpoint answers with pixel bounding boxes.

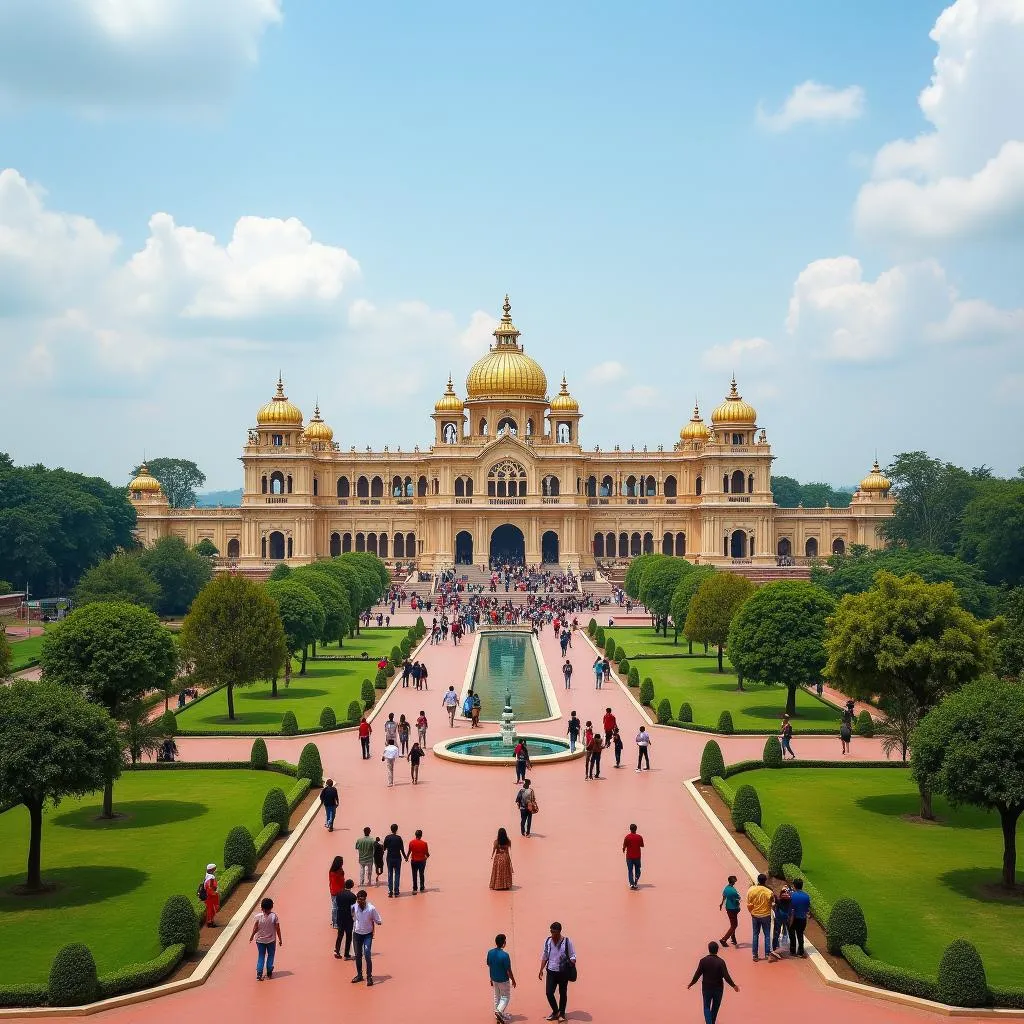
[746,874,781,962]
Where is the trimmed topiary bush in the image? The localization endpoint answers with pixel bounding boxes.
[416,615,425,631]
[678,701,693,723]
[280,711,298,736]
[158,894,201,953]
[763,735,783,768]
[768,822,802,877]
[937,939,989,1008]
[699,739,725,783]
[855,709,875,737]
[595,626,605,647]
[617,657,630,676]
[588,618,597,636]
[48,943,99,1007]
[262,786,290,832]
[399,636,412,656]
[297,742,323,786]
[250,737,269,769]
[717,710,734,734]
[361,678,376,709]
[638,678,654,706]
[319,706,337,729]
[730,783,762,833]
[347,699,362,723]
[629,667,641,688]
[390,645,402,667]
[224,825,258,878]
[374,668,388,689]
[826,896,868,954]
[604,637,617,660]
[159,709,177,736]
[656,698,672,724]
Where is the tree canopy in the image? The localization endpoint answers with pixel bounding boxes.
[139,536,213,616]
[728,580,836,714]
[771,475,853,508]
[623,553,658,603]
[264,577,325,683]
[194,538,219,557]
[684,572,755,671]
[291,566,350,647]
[75,551,161,611]
[994,588,1024,680]
[641,556,692,635]
[670,564,716,646]
[911,677,1024,888]
[0,628,10,678]
[131,458,206,509]
[958,480,1024,587]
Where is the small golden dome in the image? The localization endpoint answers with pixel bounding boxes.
[465,296,548,401]
[257,376,304,426]
[711,376,757,424]
[128,463,163,494]
[549,376,579,412]
[680,402,710,441]
[860,459,892,493]
[303,403,334,442]
[434,376,465,413]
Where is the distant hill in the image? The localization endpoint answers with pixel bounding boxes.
[196,488,243,507]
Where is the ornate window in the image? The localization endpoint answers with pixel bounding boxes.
[337,476,350,498]
[556,422,571,444]
[443,422,458,444]
[542,475,560,496]
[664,475,677,497]
[487,459,527,498]
[497,417,518,437]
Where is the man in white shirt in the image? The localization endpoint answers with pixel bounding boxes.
[381,742,400,787]
[635,726,652,771]
[351,890,382,986]
[442,685,459,726]
[538,921,576,1021]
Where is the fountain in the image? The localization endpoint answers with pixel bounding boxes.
[499,693,517,748]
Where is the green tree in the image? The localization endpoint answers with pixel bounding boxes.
[911,677,1024,888]
[624,553,659,605]
[41,601,177,816]
[994,588,1024,679]
[139,536,213,617]
[309,559,357,640]
[670,565,716,647]
[799,482,853,508]
[959,481,1024,587]
[728,580,836,714]
[264,578,325,687]
[179,575,287,720]
[74,551,161,611]
[194,538,219,557]
[291,566,350,653]
[327,559,364,636]
[268,563,292,582]
[824,571,995,818]
[0,627,10,678]
[0,680,122,891]
[120,700,166,765]
[642,557,692,635]
[131,457,206,509]
[770,475,802,508]
[685,573,755,672]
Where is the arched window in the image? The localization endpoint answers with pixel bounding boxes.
[643,531,654,554]
[261,536,267,559]
[585,476,597,497]
[662,532,673,555]
[606,532,616,557]
[287,536,293,558]
[601,475,613,497]
[676,532,686,556]
[777,538,791,557]
[594,533,605,557]
[542,475,560,496]
[343,532,352,552]
[443,422,458,444]
[417,476,427,497]
[748,473,755,494]
[624,475,638,497]
[465,477,474,497]
[406,532,416,556]
[487,459,527,498]
[619,532,628,557]
[379,533,389,557]
[269,531,285,559]
[392,475,403,497]
[270,471,285,494]
[630,532,642,557]
[404,476,414,497]
[664,475,677,497]
[261,475,268,494]
[455,477,465,497]
[730,530,747,558]
[723,474,730,494]
[526,419,534,437]
[227,538,240,558]
[750,534,756,556]
[370,476,383,498]
[805,537,818,558]
[479,418,488,436]
[330,532,341,556]
[497,417,518,437]
[832,538,846,555]
[367,533,378,555]
[731,470,745,494]
[286,475,293,494]
[556,422,571,444]
[356,476,369,498]
[696,476,703,496]
[644,476,657,496]
[394,534,405,558]
[337,477,350,498]
[313,477,319,497]
[355,532,365,552]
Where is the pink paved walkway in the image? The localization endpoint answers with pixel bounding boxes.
[7,627,988,1024]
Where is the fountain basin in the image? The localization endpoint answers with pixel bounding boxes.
[433,733,582,766]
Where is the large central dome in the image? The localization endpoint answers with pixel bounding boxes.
[466,296,548,401]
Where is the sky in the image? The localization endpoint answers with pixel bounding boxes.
[1,0,1022,489]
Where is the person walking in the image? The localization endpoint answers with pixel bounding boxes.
[401,659,412,687]
[559,631,570,657]
[514,738,531,784]
[320,777,339,832]
[358,717,372,759]
[687,941,739,1024]
[384,712,398,747]
[382,823,407,897]
[612,727,624,768]
[248,896,283,981]
[719,875,741,947]
[416,710,428,747]
[382,739,401,787]
[201,863,220,927]
[539,921,576,1022]
[408,741,424,784]
[408,829,429,894]
[780,715,796,759]
[471,691,482,727]
[839,712,853,755]
[373,836,385,887]
[443,685,459,726]
[411,661,422,689]
[601,655,611,682]
[329,855,345,927]
[788,878,811,957]
[487,933,517,1023]
[351,890,382,986]
[397,714,411,755]
[489,827,514,890]
[516,778,537,837]
[602,707,617,746]
[355,827,375,887]
[420,663,429,690]
[635,725,652,771]
[747,873,780,962]
[334,878,356,959]
[623,823,644,889]
[593,656,604,689]
[587,731,603,779]
[566,711,581,753]
[772,883,792,954]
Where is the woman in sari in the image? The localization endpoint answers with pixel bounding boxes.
[489,827,513,890]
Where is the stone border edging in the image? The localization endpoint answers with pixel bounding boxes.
[431,731,584,766]
[683,777,1024,1019]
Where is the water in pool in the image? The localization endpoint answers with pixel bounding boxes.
[471,631,550,721]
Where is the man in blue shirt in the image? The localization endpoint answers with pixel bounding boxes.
[486,933,516,1023]
[789,877,812,957]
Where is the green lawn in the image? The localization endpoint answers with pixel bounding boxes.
[0,770,274,985]
[316,626,410,660]
[742,767,1020,987]
[8,633,45,671]
[607,625,692,657]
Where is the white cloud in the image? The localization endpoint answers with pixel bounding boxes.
[855,0,1024,243]
[585,360,626,385]
[756,81,865,132]
[0,0,281,109]
[624,385,660,408]
[701,336,775,372]
[456,310,497,354]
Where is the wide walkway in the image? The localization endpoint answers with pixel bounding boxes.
[10,622,991,1023]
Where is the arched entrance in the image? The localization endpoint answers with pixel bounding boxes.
[729,529,747,558]
[455,530,474,565]
[541,530,559,564]
[777,537,792,557]
[269,531,285,560]
[227,538,240,559]
[489,524,525,565]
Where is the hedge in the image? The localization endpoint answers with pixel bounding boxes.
[711,775,735,806]
[97,943,185,1000]
[717,710,734,734]
[250,738,269,769]
[745,821,771,857]
[158,893,200,953]
[730,784,761,833]
[855,709,875,737]
[666,721,843,737]
[319,706,337,729]
[287,778,311,811]
[280,711,298,736]
[297,742,324,786]
[841,943,939,1001]
[158,709,177,736]
[224,824,258,878]
[126,760,297,777]
[0,983,47,1008]
[721,758,903,777]
[699,740,725,783]
[361,678,376,708]
[826,897,868,954]
[656,698,672,725]
[347,699,362,723]
[262,787,290,831]
[937,939,989,1008]
[768,822,802,877]
[638,678,654,705]
[255,820,282,859]
[721,758,766,777]
[48,943,98,1007]
[781,864,833,925]
[762,735,783,768]
[678,701,693,723]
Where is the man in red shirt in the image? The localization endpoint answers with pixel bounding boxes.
[358,717,372,759]
[408,829,430,894]
[602,707,617,746]
[623,823,645,890]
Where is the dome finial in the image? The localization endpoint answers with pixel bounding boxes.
[729,374,740,399]
[493,293,522,347]
[503,293,511,318]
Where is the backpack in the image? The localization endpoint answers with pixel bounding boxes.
[197,879,208,901]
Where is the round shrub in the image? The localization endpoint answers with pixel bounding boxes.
[678,701,693,723]
[48,943,98,1007]
[730,783,762,833]
[826,896,868,954]
[763,735,783,768]
[717,710,734,734]
[399,636,412,656]
[937,939,989,1008]
[158,894,201,953]
[768,822,803,877]
[855,709,875,738]
[158,709,177,736]
[656,698,672,725]
[250,737,269,769]
[629,667,641,688]
[361,678,375,709]
[262,786,290,831]
[588,618,597,636]
[347,699,362,723]
[617,658,630,676]
[595,626,606,647]
[390,645,402,667]
[638,678,654,706]
[604,637,617,659]
[374,668,388,689]
[699,739,725,783]
[319,706,337,729]
[280,710,298,736]
[297,741,324,786]
[224,824,257,878]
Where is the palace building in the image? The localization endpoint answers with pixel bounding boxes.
[129,297,895,574]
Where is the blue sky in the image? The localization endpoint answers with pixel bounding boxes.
[1,0,1021,489]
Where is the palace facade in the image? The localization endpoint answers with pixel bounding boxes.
[129,297,895,572]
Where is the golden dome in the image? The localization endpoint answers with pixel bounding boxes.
[128,463,163,494]
[860,459,892,493]
[549,376,579,412]
[303,403,334,442]
[680,402,710,441]
[711,376,757,424]
[465,296,548,401]
[434,376,465,413]
[257,376,304,426]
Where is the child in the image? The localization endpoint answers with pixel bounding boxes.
[416,710,428,747]
[373,836,385,886]
[249,897,283,980]
[612,727,624,768]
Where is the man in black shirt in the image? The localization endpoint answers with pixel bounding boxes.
[382,823,407,898]
[320,778,340,832]
[334,879,357,959]
[687,941,739,1024]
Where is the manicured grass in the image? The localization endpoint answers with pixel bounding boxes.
[316,626,410,660]
[0,770,274,985]
[742,767,1021,988]
[8,633,45,671]
[606,626,692,657]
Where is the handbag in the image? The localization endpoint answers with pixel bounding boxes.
[527,799,539,814]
